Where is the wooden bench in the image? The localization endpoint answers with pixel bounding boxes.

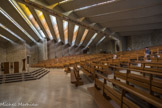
[88,87,114,108]
[93,73,162,108]
[71,64,83,87]
[114,69,162,95]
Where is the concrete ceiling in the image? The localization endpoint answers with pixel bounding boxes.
[0,0,162,46]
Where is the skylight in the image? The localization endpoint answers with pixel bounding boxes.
[0,7,37,43]
[79,29,89,46]
[9,0,44,41]
[85,33,97,48]
[71,25,79,46]
[0,23,25,42]
[63,20,68,44]
[35,9,53,40]
[17,2,45,40]
[96,36,106,46]
[50,15,61,42]
[0,34,16,44]
[74,0,116,12]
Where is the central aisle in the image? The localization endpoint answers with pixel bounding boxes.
[0,69,98,108]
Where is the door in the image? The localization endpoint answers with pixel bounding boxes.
[14,62,19,73]
[4,62,9,74]
[22,59,26,71]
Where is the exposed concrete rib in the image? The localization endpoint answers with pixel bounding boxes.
[28,6,49,40]
[56,16,65,43]
[0,14,32,44]
[75,27,85,46]
[1,0,40,41]
[0,28,18,42]
[82,30,95,46]
[43,11,57,40]
[16,0,118,43]
[68,22,75,45]
[89,34,103,47]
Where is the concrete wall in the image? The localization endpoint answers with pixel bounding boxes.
[0,43,6,75]
[0,40,48,74]
[6,43,27,73]
[0,39,83,74]
[151,30,162,46]
[48,40,82,59]
[125,30,162,50]
[28,45,39,65]
[89,38,115,54]
[0,43,6,63]
[128,35,152,50]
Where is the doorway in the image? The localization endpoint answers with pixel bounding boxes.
[22,59,26,71]
[4,62,9,74]
[14,62,19,73]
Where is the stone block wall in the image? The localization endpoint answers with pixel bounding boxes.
[48,40,82,59]
[125,30,162,50]
[89,38,115,54]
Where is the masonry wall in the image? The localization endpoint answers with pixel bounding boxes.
[126,30,162,50]
[28,45,39,65]
[151,30,162,46]
[6,43,27,73]
[89,39,115,54]
[0,41,48,74]
[48,40,82,59]
[0,43,6,63]
[0,43,6,75]
[0,39,83,74]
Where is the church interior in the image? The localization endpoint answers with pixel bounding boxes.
[0,0,162,108]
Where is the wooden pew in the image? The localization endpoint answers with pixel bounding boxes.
[71,64,83,87]
[91,73,162,108]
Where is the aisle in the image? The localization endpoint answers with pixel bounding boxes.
[0,69,97,108]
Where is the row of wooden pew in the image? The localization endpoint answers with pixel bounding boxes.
[32,54,108,68]
[32,45,162,107]
[78,46,162,108]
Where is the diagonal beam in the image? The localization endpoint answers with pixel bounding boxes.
[28,6,49,40]
[68,22,75,45]
[56,16,65,43]
[15,0,117,41]
[43,11,57,40]
[82,30,95,46]
[75,27,85,46]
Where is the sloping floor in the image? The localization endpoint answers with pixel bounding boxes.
[0,69,97,108]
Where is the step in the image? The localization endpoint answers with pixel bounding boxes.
[31,69,44,75]
[32,70,45,77]
[33,70,47,78]
[36,71,47,79]
[5,79,23,83]
[24,77,36,81]
[37,71,49,79]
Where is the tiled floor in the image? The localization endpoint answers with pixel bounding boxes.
[0,69,98,108]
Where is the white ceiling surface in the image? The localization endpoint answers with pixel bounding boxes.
[0,0,162,46]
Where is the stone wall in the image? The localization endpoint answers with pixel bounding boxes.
[89,38,115,54]
[0,43,6,63]
[48,40,82,59]
[125,30,162,50]
[28,45,39,65]
[0,39,83,75]
[130,35,152,50]
[6,43,27,73]
[0,43,6,75]
[151,30,162,46]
